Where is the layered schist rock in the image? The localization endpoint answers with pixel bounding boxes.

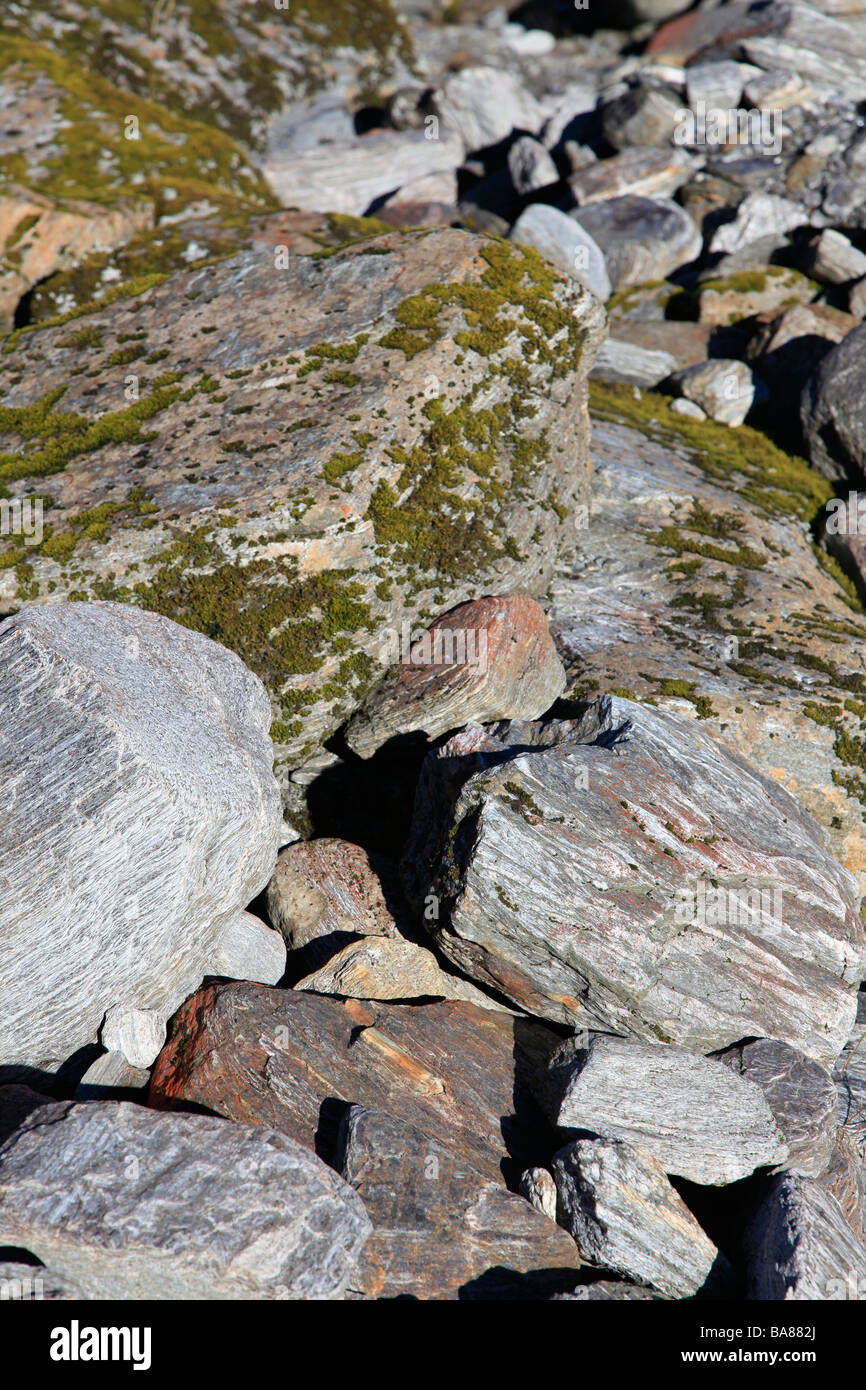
[0,228,605,789]
[0,603,283,1075]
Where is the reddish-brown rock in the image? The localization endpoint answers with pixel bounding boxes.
[149,983,558,1187]
[344,594,566,759]
[265,838,403,959]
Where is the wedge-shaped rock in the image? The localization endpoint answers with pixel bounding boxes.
[295,935,507,1011]
[344,594,566,759]
[552,1138,721,1298]
[544,1034,787,1185]
[337,1107,578,1299]
[718,1039,838,1178]
[149,983,558,1187]
[0,603,283,1074]
[417,695,863,1063]
[745,1172,866,1301]
[0,1101,371,1300]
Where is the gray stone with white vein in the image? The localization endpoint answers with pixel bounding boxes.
[718,1038,838,1177]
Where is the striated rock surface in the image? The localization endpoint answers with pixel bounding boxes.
[802,322,866,483]
[552,1138,722,1299]
[149,983,558,1187]
[413,693,863,1062]
[344,594,566,758]
[266,838,403,963]
[0,1101,371,1300]
[544,1034,788,1185]
[295,934,508,1011]
[0,602,283,1075]
[718,1039,838,1178]
[745,1171,866,1300]
[0,228,604,786]
[337,1106,579,1299]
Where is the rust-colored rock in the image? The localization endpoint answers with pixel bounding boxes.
[149,983,559,1187]
[266,838,403,961]
[344,594,566,758]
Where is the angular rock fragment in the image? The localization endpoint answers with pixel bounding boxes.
[510,205,611,302]
[100,1006,165,1070]
[718,1039,837,1178]
[802,322,866,483]
[149,983,557,1186]
[0,603,283,1074]
[601,85,684,151]
[344,595,566,758]
[745,1172,866,1300]
[552,1138,721,1298]
[668,359,756,426]
[263,128,464,215]
[337,1107,578,1299]
[805,229,866,286]
[590,339,678,388]
[506,137,559,195]
[75,1052,150,1101]
[0,1101,371,1300]
[568,149,695,207]
[413,695,864,1063]
[520,1167,558,1222]
[572,196,702,291]
[544,1034,787,1185]
[710,194,805,255]
[435,67,544,153]
[295,934,506,1010]
[210,912,287,986]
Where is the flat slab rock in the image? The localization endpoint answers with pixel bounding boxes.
[149,983,559,1188]
[0,229,604,783]
[745,1171,866,1301]
[552,1138,722,1299]
[344,594,566,759]
[543,1033,788,1185]
[717,1038,838,1178]
[295,934,508,1011]
[414,693,863,1064]
[336,1106,578,1300]
[0,1101,371,1301]
[0,602,283,1074]
[549,413,866,895]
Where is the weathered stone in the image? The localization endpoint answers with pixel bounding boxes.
[601,319,714,372]
[506,137,559,195]
[519,1166,557,1222]
[833,989,866,1144]
[344,594,566,758]
[337,1106,578,1299]
[805,229,866,285]
[822,1128,866,1242]
[0,603,282,1074]
[552,1138,721,1299]
[572,196,702,291]
[75,1052,150,1101]
[668,359,756,426]
[745,1171,866,1300]
[544,1034,788,1185]
[510,204,611,303]
[412,693,863,1063]
[149,983,558,1187]
[711,194,806,255]
[568,148,695,206]
[698,266,817,327]
[590,340,678,388]
[550,406,866,893]
[295,934,508,1010]
[0,1262,86,1300]
[265,838,403,964]
[435,67,544,152]
[747,302,854,395]
[717,1039,838,1178]
[601,85,684,152]
[685,61,749,112]
[0,1101,371,1300]
[802,321,866,483]
[0,229,605,781]
[263,128,464,216]
[100,1006,165,1070]
[210,911,287,986]
[670,397,707,420]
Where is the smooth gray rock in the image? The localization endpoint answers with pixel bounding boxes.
[568,148,695,206]
[435,67,543,152]
[571,196,702,291]
[806,229,866,285]
[685,60,749,112]
[745,1172,866,1300]
[802,321,866,482]
[718,1039,838,1178]
[711,193,806,255]
[506,136,559,194]
[100,1006,164,1070]
[210,911,287,986]
[262,127,464,215]
[0,603,283,1074]
[552,1138,721,1299]
[668,359,756,426]
[590,339,678,388]
[544,1034,788,1185]
[412,695,864,1064]
[601,84,683,151]
[0,1101,371,1300]
[510,204,611,302]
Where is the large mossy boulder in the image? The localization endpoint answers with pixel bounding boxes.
[0,227,606,800]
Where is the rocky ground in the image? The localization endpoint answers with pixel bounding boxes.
[3,0,866,1305]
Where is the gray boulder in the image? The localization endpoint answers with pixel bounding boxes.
[718,1039,838,1178]
[510,204,611,303]
[802,321,866,483]
[544,1033,788,1185]
[0,603,284,1074]
[0,1101,371,1300]
[571,196,702,291]
[745,1172,866,1300]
